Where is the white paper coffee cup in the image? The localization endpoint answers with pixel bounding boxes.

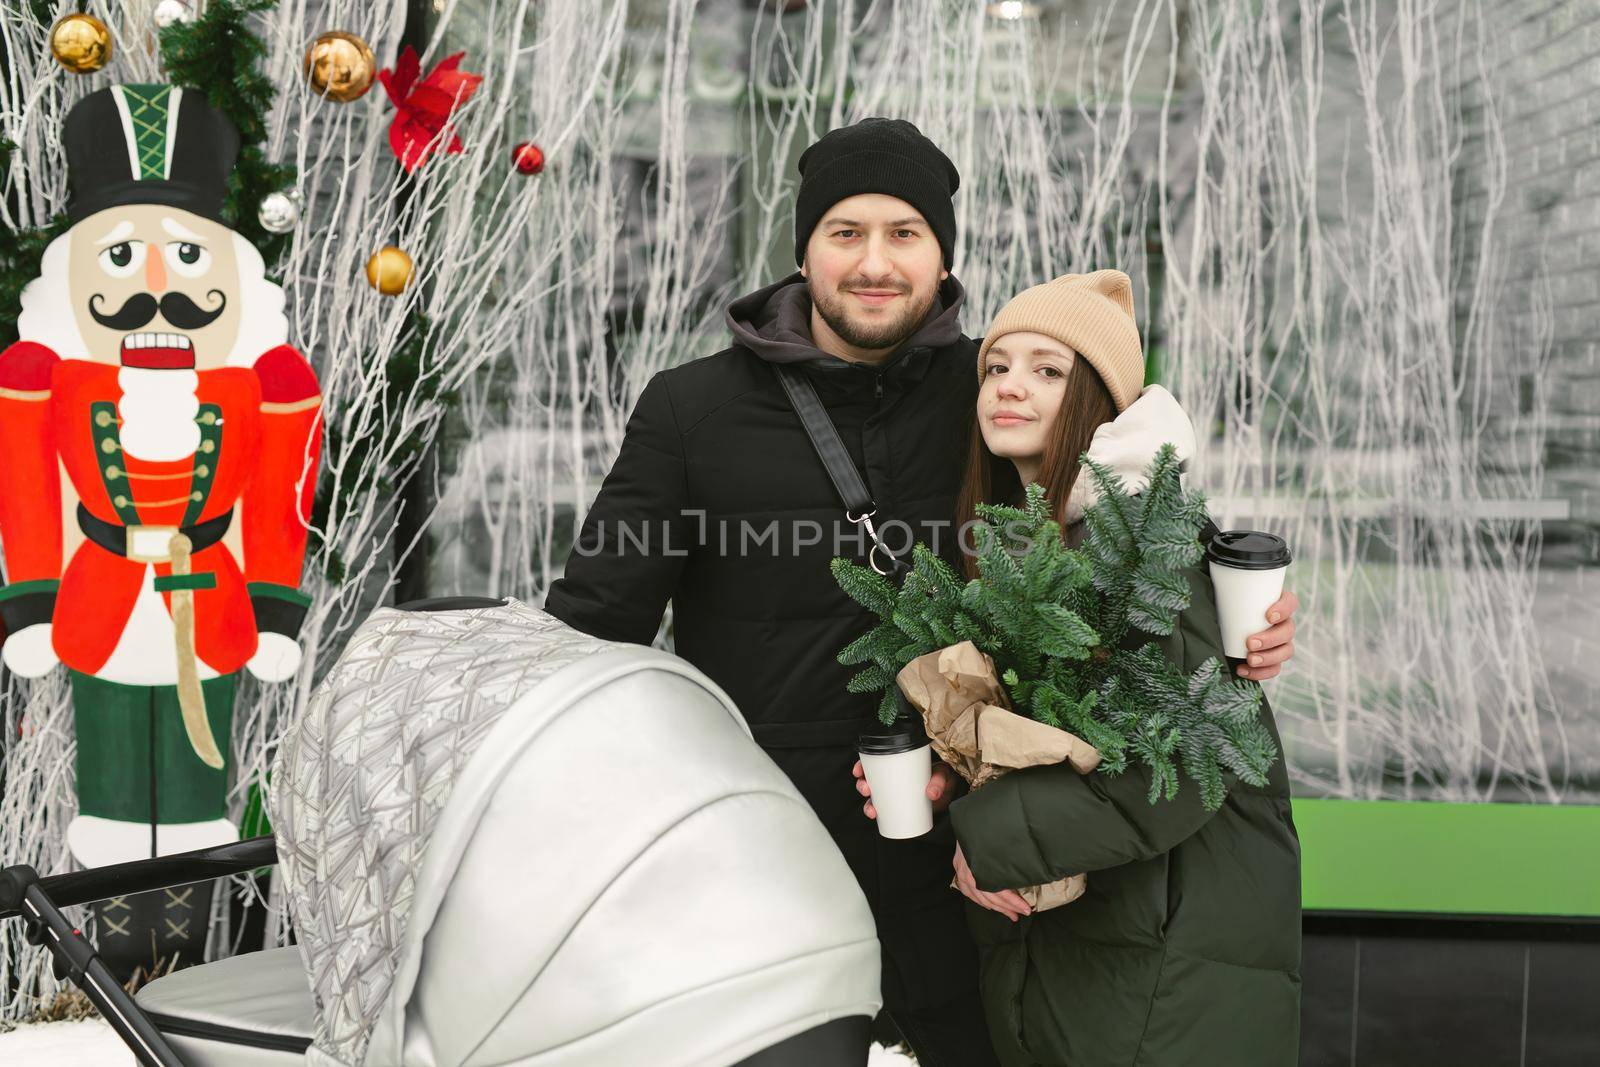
[1206,530,1293,660]
[858,728,934,840]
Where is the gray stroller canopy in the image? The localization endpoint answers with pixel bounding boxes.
[264,600,881,1066]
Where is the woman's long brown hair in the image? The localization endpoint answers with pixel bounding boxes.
[954,360,1120,579]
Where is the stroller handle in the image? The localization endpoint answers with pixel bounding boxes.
[0,864,40,917]
[0,838,279,1066]
[0,835,277,919]
[1,864,189,1066]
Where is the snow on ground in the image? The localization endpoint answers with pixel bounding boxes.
[0,1018,918,1065]
[0,1019,135,1065]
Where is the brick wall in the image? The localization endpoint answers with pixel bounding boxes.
[1453,0,1600,536]
[1447,0,1599,788]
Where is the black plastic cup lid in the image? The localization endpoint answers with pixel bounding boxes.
[1206,530,1292,571]
[858,724,928,756]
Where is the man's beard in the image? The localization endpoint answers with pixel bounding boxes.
[810,277,937,352]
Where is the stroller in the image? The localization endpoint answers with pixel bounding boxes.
[1,597,882,1066]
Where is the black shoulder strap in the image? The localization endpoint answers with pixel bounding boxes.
[773,364,873,515]
[773,364,909,579]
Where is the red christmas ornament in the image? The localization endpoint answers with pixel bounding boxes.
[377,46,483,172]
[513,142,545,176]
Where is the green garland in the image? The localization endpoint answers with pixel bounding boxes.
[0,148,67,349]
[158,0,297,269]
[0,0,73,346]
[832,445,1279,811]
[310,313,461,585]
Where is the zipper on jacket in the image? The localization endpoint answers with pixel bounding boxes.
[874,373,884,400]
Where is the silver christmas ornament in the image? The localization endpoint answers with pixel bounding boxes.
[153,0,194,29]
[258,190,302,234]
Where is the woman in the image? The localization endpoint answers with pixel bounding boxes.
[861,271,1301,1066]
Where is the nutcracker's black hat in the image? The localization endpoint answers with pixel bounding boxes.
[62,84,240,226]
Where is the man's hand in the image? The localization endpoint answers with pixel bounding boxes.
[952,843,1032,922]
[852,758,959,820]
[1238,588,1298,681]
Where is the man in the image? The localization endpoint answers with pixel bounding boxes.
[544,117,1298,1063]
[0,84,320,977]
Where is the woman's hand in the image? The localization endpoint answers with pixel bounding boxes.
[852,759,960,820]
[1239,589,1299,681]
[952,844,1032,922]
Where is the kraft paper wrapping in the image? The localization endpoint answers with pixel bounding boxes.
[896,641,1102,912]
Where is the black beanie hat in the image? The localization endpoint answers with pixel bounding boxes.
[793,117,960,268]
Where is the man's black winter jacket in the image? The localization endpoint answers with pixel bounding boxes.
[545,272,983,1008]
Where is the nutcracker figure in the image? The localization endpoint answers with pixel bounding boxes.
[0,85,320,974]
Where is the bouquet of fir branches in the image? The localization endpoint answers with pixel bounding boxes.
[831,444,1277,812]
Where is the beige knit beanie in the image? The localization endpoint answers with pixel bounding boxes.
[976,269,1144,412]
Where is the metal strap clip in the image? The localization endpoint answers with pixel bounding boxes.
[847,507,904,577]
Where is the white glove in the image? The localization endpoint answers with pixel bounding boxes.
[246,632,302,682]
[2,623,59,678]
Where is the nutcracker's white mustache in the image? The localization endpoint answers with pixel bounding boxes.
[118,368,202,462]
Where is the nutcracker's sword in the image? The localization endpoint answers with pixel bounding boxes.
[168,531,225,769]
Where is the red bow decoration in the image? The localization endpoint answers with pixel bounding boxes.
[377,47,483,172]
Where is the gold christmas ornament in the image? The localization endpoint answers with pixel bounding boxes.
[303,31,376,103]
[50,14,113,75]
[365,246,414,296]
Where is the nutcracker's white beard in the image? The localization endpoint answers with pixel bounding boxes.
[118,367,202,460]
